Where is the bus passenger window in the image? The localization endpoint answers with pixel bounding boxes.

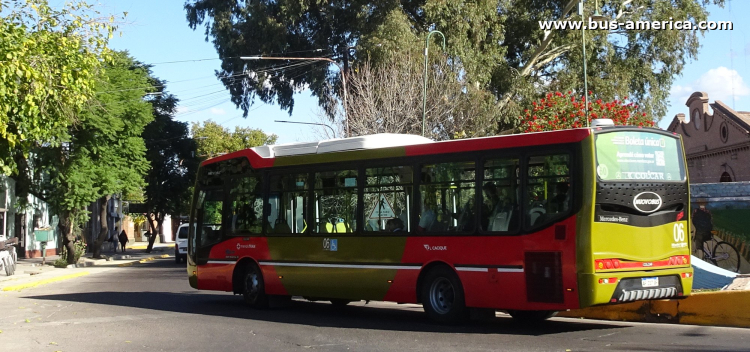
[197,189,224,246]
[482,158,519,232]
[419,161,476,233]
[266,173,308,234]
[228,175,263,235]
[525,154,570,228]
[364,166,412,232]
[314,170,357,234]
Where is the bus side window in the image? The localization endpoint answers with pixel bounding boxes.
[266,173,308,234]
[525,154,570,228]
[228,174,263,235]
[197,189,224,246]
[419,161,475,233]
[314,170,357,234]
[364,165,412,233]
[482,157,520,232]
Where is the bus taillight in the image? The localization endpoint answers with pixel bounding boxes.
[598,277,618,284]
[595,259,621,271]
[682,272,692,278]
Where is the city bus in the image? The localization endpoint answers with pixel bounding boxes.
[187,121,693,323]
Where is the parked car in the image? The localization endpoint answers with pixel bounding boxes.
[174,224,189,263]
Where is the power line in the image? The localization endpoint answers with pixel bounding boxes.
[147,49,327,65]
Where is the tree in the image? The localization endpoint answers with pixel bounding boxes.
[517,91,654,133]
[191,121,278,158]
[343,51,498,140]
[0,0,114,176]
[185,0,722,132]
[142,81,199,252]
[37,51,153,263]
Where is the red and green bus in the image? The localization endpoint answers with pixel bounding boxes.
[187,123,692,323]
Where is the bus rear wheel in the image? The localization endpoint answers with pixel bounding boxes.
[242,263,269,308]
[507,310,556,323]
[421,266,468,324]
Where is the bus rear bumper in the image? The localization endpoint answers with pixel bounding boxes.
[579,268,693,307]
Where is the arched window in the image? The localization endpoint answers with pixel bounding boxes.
[720,172,732,182]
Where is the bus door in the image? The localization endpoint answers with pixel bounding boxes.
[194,187,225,264]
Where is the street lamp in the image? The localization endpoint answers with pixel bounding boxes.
[422,30,446,137]
[275,120,336,138]
[241,56,349,137]
[580,0,607,127]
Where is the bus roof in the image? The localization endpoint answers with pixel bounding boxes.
[201,129,592,169]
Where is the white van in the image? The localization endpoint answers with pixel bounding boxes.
[174,224,189,263]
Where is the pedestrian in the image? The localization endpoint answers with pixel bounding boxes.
[118,229,129,253]
[111,228,119,252]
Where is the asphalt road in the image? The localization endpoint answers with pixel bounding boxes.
[0,258,747,352]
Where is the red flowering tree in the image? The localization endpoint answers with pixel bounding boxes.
[519,91,655,133]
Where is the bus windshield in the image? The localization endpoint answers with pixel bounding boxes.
[595,130,685,182]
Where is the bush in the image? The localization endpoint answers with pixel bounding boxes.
[518,91,655,133]
[53,240,87,268]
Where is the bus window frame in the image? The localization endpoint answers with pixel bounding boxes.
[265,170,313,237]
[593,128,687,184]
[225,172,266,237]
[414,155,480,236]
[477,154,522,236]
[522,149,575,233]
[312,167,360,235]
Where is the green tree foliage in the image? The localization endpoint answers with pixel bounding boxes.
[185,0,722,132]
[142,81,200,252]
[191,121,278,158]
[0,0,115,175]
[38,51,153,262]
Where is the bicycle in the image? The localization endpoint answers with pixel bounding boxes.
[696,230,741,273]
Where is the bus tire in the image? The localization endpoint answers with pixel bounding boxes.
[421,266,468,324]
[242,263,269,308]
[507,310,556,323]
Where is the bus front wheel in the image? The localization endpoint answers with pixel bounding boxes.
[242,263,269,308]
[421,266,468,324]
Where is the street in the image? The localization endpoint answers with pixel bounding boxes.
[0,258,747,352]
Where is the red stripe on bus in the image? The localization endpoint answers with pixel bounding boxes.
[404,129,591,156]
[200,149,274,169]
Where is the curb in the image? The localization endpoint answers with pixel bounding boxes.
[1,272,90,292]
[558,291,750,328]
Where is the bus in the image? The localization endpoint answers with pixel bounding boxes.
[187,122,692,323]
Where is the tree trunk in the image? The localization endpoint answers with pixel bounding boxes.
[92,195,111,259]
[146,212,161,253]
[58,210,77,264]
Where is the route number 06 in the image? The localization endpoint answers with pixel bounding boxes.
[673,223,685,242]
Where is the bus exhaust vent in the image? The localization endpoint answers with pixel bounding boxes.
[618,287,677,302]
[525,252,564,303]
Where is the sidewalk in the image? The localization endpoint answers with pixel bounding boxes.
[0,242,174,292]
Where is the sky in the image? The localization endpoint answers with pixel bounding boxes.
[95,1,750,143]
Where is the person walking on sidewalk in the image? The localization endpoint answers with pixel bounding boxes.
[118,229,129,253]
[110,228,119,253]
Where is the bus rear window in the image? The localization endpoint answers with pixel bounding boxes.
[595,131,685,181]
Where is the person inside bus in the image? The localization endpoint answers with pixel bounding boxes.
[385,218,405,233]
[550,182,569,213]
[417,191,437,232]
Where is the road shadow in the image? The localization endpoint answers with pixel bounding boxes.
[25,260,625,336]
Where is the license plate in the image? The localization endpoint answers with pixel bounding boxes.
[642,277,659,288]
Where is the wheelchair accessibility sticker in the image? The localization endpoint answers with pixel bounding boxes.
[323,238,338,251]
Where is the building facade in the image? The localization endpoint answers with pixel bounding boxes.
[667,92,750,183]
